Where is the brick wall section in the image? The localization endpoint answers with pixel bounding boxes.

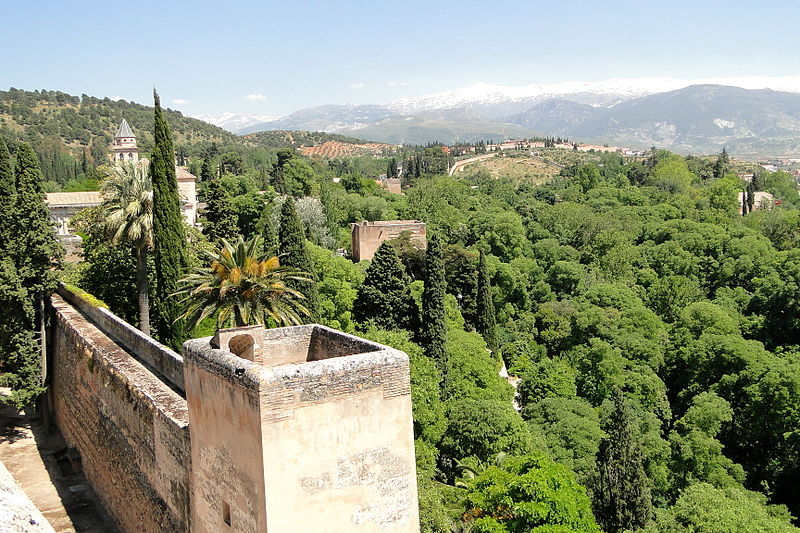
[57,284,185,392]
[50,294,191,533]
[351,220,426,262]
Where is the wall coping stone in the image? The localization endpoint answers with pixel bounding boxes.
[56,284,185,392]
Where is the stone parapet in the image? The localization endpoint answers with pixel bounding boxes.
[49,294,191,533]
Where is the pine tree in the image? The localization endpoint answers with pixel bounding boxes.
[446,247,478,328]
[592,391,653,532]
[0,142,61,408]
[202,176,238,243]
[0,137,16,254]
[261,209,277,256]
[746,181,755,213]
[742,186,748,215]
[150,90,188,347]
[278,197,318,320]
[0,258,43,409]
[353,241,419,332]
[199,157,214,183]
[422,234,446,367]
[13,142,62,295]
[476,251,498,351]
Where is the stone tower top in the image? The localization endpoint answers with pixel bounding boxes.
[112,118,139,164]
[182,324,420,532]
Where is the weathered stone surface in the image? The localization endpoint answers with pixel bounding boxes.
[50,295,190,533]
[0,460,56,533]
[351,220,426,262]
[57,285,185,391]
[184,324,420,532]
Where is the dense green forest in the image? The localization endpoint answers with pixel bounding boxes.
[3,88,800,531]
[62,131,800,531]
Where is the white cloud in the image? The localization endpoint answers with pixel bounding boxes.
[110,96,124,102]
[244,93,266,101]
[350,82,366,89]
[387,81,408,87]
[171,98,188,105]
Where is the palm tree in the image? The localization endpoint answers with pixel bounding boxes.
[100,160,153,335]
[176,235,311,331]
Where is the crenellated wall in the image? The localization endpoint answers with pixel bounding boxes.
[49,292,191,533]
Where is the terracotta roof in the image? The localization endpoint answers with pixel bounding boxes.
[45,191,102,207]
[115,118,135,138]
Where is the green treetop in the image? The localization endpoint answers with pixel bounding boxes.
[353,241,420,332]
[202,175,238,243]
[199,157,215,182]
[0,141,61,409]
[0,137,16,254]
[0,259,43,409]
[13,142,62,295]
[476,251,498,351]
[422,234,447,369]
[278,197,319,320]
[593,391,653,533]
[150,90,188,348]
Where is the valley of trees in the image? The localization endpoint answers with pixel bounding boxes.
[1,88,800,532]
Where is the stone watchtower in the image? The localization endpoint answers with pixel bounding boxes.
[182,324,420,533]
[112,118,139,164]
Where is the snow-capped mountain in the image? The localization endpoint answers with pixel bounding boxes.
[193,112,278,132]
[386,76,800,115]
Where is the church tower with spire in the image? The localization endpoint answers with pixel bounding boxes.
[112,118,139,164]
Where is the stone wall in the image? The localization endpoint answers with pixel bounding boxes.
[351,220,427,262]
[58,285,185,392]
[49,294,191,533]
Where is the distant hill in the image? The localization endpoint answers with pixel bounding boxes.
[500,85,800,155]
[505,99,600,136]
[0,88,235,158]
[241,130,374,148]
[240,105,536,145]
[232,84,800,155]
[238,104,397,135]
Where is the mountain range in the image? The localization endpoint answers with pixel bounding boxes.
[197,78,800,156]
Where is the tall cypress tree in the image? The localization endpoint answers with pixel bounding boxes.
[593,391,653,532]
[150,90,188,347]
[0,142,61,408]
[422,234,446,367]
[476,251,498,351]
[199,157,214,183]
[261,208,277,256]
[0,137,16,254]
[202,176,237,243]
[278,197,318,320]
[353,241,419,332]
[0,258,43,409]
[13,143,61,294]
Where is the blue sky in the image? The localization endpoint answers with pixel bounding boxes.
[4,0,799,116]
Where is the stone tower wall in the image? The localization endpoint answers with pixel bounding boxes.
[351,220,427,262]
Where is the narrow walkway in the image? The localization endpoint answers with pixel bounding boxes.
[0,406,117,533]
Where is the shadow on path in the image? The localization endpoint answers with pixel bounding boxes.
[0,405,118,533]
